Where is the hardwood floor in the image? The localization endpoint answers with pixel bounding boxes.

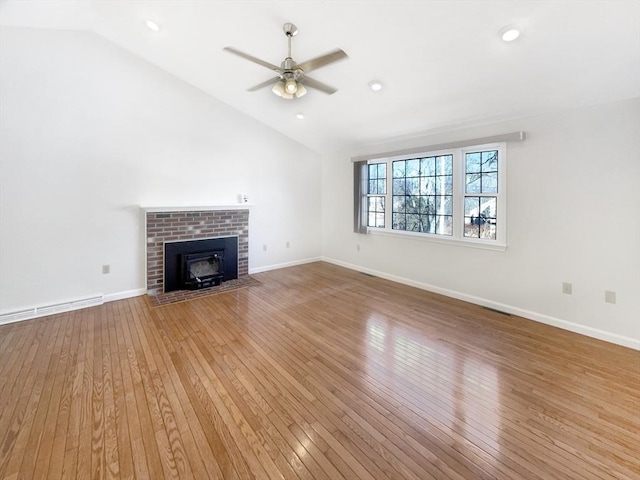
[0,262,638,479]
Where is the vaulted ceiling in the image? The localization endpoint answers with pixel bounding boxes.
[1,0,639,153]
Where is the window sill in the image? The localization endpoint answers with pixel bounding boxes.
[367,228,508,252]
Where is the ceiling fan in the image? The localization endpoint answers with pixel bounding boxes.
[223,23,348,99]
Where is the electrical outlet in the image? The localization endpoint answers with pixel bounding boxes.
[605,291,616,304]
[562,282,572,295]
[263,244,267,251]
[102,265,110,274]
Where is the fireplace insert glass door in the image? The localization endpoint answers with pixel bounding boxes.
[182,251,224,289]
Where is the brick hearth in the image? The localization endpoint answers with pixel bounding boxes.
[144,208,249,295]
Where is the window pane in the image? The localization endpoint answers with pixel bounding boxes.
[481,197,497,218]
[377,179,386,194]
[418,196,428,215]
[482,150,498,171]
[377,162,387,178]
[437,215,453,235]
[368,179,377,194]
[368,213,376,227]
[465,196,480,216]
[466,152,481,173]
[466,174,481,193]
[393,160,405,178]
[392,213,405,230]
[479,223,496,240]
[393,178,405,194]
[406,177,419,195]
[464,220,480,238]
[421,215,436,234]
[406,196,419,214]
[406,214,421,232]
[375,213,385,228]
[406,159,420,177]
[420,176,435,195]
[369,164,378,179]
[421,157,435,176]
[437,175,453,194]
[392,195,405,213]
[420,196,435,215]
[436,195,452,215]
[436,155,453,175]
[482,172,498,193]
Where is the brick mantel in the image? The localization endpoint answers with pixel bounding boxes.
[143,206,250,295]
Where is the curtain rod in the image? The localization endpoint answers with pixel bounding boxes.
[351,131,526,163]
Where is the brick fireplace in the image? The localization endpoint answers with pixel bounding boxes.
[144,207,249,296]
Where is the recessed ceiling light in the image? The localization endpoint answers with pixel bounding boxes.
[296,113,305,120]
[146,20,160,32]
[500,26,522,42]
[368,80,383,92]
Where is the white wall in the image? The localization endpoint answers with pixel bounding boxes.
[0,27,321,313]
[321,98,640,348]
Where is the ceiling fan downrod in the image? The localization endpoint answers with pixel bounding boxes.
[283,23,298,66]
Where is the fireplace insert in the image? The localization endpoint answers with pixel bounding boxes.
[164,236,239,293]
[181,251,224,289]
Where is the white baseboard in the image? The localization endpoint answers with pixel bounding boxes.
[249,257,322,274]
[103,288,146,303]
[321,256,640,351]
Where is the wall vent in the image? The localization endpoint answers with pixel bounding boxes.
[0,309,37,324]
[71,296,104,309]
[36,302,73,317]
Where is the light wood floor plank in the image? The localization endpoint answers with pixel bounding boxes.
[9,315,66,479]
[0,262,638,479]
[36,309,80,479]
[0,318,59,478]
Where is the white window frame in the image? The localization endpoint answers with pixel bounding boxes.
[366,142,507,251]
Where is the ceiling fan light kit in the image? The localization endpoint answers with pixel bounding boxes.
[285,78,298,94]
[224,22,348,99]
[272,81,285,97]
[294,83,307,98]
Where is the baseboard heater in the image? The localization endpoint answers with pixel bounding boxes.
[0,295,104,325]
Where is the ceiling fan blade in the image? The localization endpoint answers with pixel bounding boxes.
[297,49,348,74]
[300,76,338,95]
[247,77,281,92]
[223,47,283,73]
